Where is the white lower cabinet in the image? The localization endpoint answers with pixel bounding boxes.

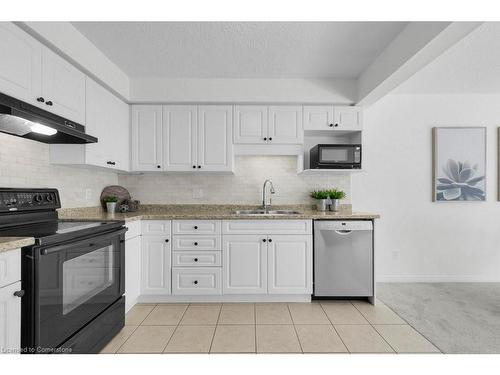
[223,235,267,294]
[267,235,312,294]
[125,235,141,312]
[0,281,21,354]
[141,236,172,295]
[172,268,221,295]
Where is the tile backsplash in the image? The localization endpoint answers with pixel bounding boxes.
[0,133,118,208]
[119,156,351,205]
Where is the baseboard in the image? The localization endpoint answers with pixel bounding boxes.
[377,275,500,282]
[137,294,312,303]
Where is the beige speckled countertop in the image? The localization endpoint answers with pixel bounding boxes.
[58,204,379,222]
[0,237,35,254]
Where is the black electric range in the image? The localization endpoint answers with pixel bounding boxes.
[0,188,127,354]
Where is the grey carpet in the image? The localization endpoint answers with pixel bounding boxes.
[377,283,500,354]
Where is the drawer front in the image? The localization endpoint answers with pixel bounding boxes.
[142,220,171,236]
[125,220,141,240]
[172,220,221,235]
[0,249,21,289]
[222,220,312,235]
[172,235,221,251]
[172,268,222,295]
[172,251,221,267]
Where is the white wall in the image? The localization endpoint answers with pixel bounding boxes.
[119,156,350,205]
[130,78,356,104]
[352,93,500,282]
[0,133,118,208]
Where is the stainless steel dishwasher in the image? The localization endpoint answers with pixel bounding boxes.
[314,220,374,300]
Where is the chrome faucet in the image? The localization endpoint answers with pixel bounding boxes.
[262,179,276,212]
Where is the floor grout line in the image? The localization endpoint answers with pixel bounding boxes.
[319,302,350,353]
[161,303,190,353]
[114,304,158,353]
[286,303,304,354]
[208,303,223,353]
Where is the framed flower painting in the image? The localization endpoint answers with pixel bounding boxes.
[432,127,486,202]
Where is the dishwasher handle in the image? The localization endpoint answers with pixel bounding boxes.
[334,230,353,235]
[315,220,373,231]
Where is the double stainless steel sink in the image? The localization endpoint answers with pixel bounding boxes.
[232,209,302,216]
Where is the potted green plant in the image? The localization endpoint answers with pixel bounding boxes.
[310,190,330,211]
[103,195,118,213]
[327,188,346,212]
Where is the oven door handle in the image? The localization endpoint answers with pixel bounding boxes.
[40,228,127,255]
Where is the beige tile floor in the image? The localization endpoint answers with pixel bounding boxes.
[101,300,441,354]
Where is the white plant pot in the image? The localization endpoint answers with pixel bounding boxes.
[106,202,117,213]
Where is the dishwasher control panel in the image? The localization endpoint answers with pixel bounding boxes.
[315,220,373,231]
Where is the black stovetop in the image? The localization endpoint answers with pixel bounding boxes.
[0,219,125,247]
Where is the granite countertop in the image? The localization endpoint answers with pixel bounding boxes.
[0,237,35,254]
[58,204,380,222]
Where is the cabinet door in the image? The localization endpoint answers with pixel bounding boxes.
[125,236,141,312]
[109,90,130,171]
[41,48,86,124]
[233,105,268,144]
[0,23,42,105]
[131,105,163,171]
[0,281,22,353]
[268,235,312,294]
[163,105,197,171]
[303,105,334,131]
[223,235,267,294]
[333,106,363,130]
[197,106,233,172]
[268,106,303,144]
[141,237,171,295]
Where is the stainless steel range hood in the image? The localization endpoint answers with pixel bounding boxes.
[0,92,97,144]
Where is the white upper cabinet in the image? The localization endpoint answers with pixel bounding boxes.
[233,105,268,144]
[197,105,233,172]
[132,105,233,172]
[0,23,42,104]
[84,78,129,170]
[303,105,334,130]
[162,105,197,171]
[234,105,303,145]
[333,106,363,130]
[50,78,129,171]
[131,105,163,171]
[41,48,86,124]
[0,23,86,124]
[268,106,303,144]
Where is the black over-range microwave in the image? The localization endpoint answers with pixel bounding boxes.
[310,144,362,169]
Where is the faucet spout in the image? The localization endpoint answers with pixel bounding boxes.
[262,179,276,211]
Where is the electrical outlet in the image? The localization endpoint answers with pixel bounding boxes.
[192,188,204,199]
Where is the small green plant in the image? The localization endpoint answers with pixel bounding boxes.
[328,189,346,200]
[310,190,330,200]
[103,195,118,203]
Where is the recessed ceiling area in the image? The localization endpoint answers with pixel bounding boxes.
[395,22,500,94]
[72,22,407,79]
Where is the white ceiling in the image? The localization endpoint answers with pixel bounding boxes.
[72,22,406,79]
[395,22,500,94]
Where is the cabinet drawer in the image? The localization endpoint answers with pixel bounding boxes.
[172,251,221,267]
[125,220,141,240]
[0,249,21,289]
[222,220,312,235]
[172,235,221,251]
[172,268,222,295]
[142,220,171,236]
[172,220,221,235]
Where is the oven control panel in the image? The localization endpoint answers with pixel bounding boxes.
[0,188,61,212]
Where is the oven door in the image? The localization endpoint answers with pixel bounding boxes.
[319,145,361,167]
[34,228,125,351]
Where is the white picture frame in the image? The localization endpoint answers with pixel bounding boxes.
[432,127,486,202]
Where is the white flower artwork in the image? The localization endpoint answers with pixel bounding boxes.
[432,127,486,202]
